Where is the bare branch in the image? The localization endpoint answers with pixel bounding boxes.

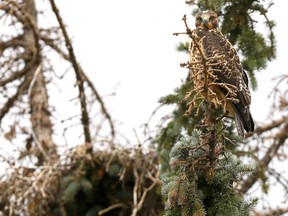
[131,170,160,216]
[0,62,32,86]
[49,0,91,144]
[254,207,288,216]
[246,115,288,137]
[98,203,127,215]
[0,35,25,54]
[240,123,288,194]
[41,32,115,139]
[0,77,29,121]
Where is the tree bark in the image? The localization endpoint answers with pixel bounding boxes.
[23,0,57,163]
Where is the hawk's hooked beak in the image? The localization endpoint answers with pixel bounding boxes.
[201,15,212,29]
[202,15,209,24]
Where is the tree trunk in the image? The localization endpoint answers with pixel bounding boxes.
[23,0,57,163]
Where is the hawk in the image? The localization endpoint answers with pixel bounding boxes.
[188,10,254,136]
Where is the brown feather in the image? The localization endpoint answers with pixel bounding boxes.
[189,10,254,136]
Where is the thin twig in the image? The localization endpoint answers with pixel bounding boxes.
[98,203,126,215]
[131,170,160,216]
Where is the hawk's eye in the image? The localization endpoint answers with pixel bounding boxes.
[209,16,215,21]
[196,17,202,22]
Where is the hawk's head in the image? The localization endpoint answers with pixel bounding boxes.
[195,10,218,30]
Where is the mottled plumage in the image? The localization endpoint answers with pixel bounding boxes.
[189,10,254,136]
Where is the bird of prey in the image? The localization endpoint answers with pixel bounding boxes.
[188,10,254,136]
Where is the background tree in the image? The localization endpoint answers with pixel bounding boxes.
[0,0,162,215]
[0,0,287,215]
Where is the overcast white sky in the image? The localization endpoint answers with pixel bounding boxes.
[47,1,288,143]
[48,1,190,142]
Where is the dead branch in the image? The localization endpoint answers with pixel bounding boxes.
[41,33,115,139]
[240,123,288,194]
[0,62,32,86]
[132,170,160,216]
[98,203,127,215]
[3,0,41,57]
[49,0,91,144]
[179,14,226,169]
[254,207,288,216]
[246,115,288,137]
[0,35,25,53]
[0,76,30,121]
[182,14,193,38]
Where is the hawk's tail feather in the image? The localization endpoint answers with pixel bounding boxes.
[243,112,255,133]
[234,110,254,137]
[234,114,245,137]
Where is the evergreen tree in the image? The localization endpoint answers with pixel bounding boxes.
[157,1,275,215]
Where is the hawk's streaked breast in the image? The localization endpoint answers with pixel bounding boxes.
[188,10,254,136]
